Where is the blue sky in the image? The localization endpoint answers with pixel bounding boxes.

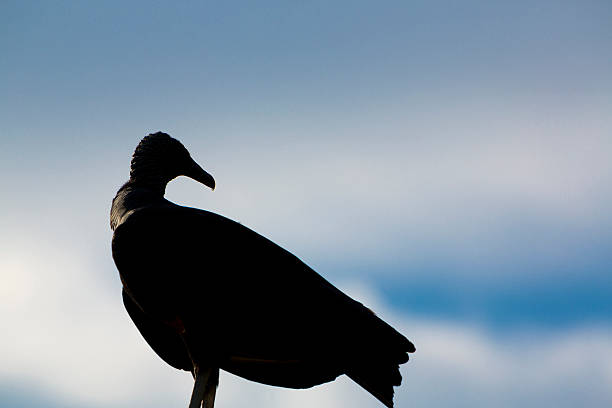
[1,1,612,407]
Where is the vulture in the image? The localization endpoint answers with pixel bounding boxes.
[110,132,415,408]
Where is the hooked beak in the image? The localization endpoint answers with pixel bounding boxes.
[185,158,216,190]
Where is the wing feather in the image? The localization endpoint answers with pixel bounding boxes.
[112,203,413,388]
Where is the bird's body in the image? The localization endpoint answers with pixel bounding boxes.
[111,133,415,408]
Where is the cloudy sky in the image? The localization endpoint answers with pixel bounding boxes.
[2,1,611,407]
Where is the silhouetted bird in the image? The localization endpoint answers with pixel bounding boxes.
[110,132,415,408]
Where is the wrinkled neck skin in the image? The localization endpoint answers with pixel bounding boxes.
[110,176,172,231]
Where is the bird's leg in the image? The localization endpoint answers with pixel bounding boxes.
[180,333,218,408]
[202,368,219,408]
[188,365,211,408]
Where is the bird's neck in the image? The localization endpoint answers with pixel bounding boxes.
[110,180,168,230]
[134,176,171,193]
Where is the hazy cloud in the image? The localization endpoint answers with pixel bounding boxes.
[2,256,611,408]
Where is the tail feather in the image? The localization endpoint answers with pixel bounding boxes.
[347,362,404,408]
[344,312,415,407]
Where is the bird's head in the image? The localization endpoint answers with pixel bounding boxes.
[129,132,215,190]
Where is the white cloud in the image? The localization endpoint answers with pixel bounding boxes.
[1,75,610,407]
[2,241,611,408]
[159,104,612,279]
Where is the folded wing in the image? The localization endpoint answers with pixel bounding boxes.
[113,204,414,406]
